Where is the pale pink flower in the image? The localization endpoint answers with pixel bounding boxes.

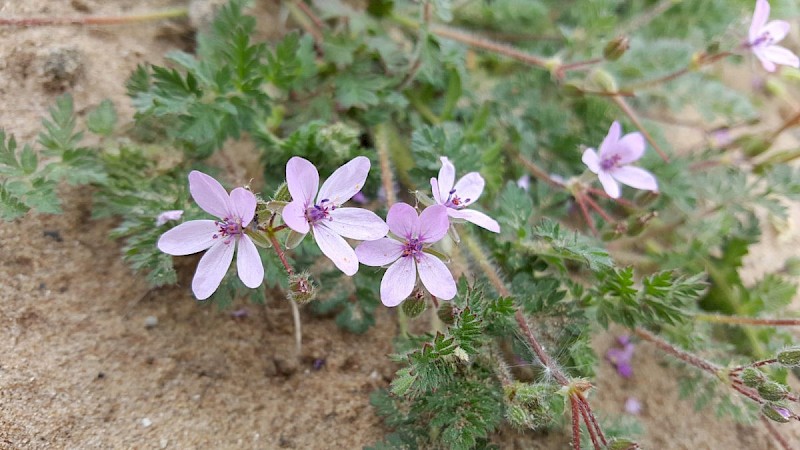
[430,157,500,233]
[582,121,658,199]
[748,0,799,72]
[282,156,388,276]
[355,203,456,307]
[156,209,184,226]
[157,171,264,300]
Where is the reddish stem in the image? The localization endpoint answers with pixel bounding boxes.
[634,328,719,374]
[576,396,602,450]
[268,233,295,276]
[611,95,669,162]
[730,358,778,373]
[570,395,582,450]
[582,194,616,224]
[761,417,794,450]
[577,393,607,447]
[574,194,598,235]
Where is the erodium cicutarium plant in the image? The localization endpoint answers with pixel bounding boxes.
[5,0,800,448]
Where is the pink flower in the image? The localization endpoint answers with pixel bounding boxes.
[157,171,264,300]
[282,156,389,276]
[582,121,658,199]
[355,203,456,307]
[748,0,799,72]
[430,157,500,233]
[155,209,184,226]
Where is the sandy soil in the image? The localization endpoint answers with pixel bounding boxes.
[1,1,799,449]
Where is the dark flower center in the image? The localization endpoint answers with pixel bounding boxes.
[752,31,775,47]
[305,199,335,224]
[444,189,470,209]
[213,217,244,243]
[600,154,622,171]
[401,238,424,261]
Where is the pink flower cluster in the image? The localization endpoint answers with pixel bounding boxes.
[158,158,499,306]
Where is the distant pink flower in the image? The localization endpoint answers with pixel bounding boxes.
[156,209,184,226]
[606,335,635,378]
[355,203,456,307]
[582,121,658,199]
[624,397,642,415]
[282,156,388,276]
[157,171,264,300]
[430,157,500,233]
[748,0,799,72]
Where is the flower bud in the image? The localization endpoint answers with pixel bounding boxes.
[505,404,530,429]
[777,347,800,367]
[762,403,792,423]
[285,230,306,249]
[401,292,427,318]
[740,367,765,388]
[758,381,788,402]
[603,36,630,61]
[561,80,585,97]
[287,272,316,304]
[588,69,618,93]
[273,182,292,202]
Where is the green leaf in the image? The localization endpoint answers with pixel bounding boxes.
[0,184,29,220]
[86,99,118,136]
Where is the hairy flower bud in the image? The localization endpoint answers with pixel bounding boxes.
[762,403,792,423]
[505,404,531,429]
[758,381,788,402]
[608,438,640,450]
[588,69,618,93]
[741,367,765,388]
[287,272,316,304]
[273,182,292,202]
[401,292,427,318]
[777,347,800,367]
[603,36,629,61]
[437,303,455,325]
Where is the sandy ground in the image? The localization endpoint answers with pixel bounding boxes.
[1,1,799,448]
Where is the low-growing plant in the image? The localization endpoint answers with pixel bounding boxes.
[4,0,800,448]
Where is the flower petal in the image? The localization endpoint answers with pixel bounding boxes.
[317,156,370,206]
[313,223,359,276]
[286,157,319,206]
[157,220,218,255]
[418,205,449,243]
[229,187,256,225]
[189,171,232,219]
[611,166,658,192]
[282,199,310,234]
[355,237,404,266]
[755,49,778,72]
[761,45,800,68]
[192,241,235,300]
[582,148,600,174]
[598,121,622,159]
[437,156,456,199]
[236,235,264,288]
[762,20,791,43]
[430,177,443,204]
[616,132,646,165]
[327,207,389,240]
[750,0,771,42]
[448,209,500,233]
[380,257,416,307]
[453,172,485,205]
[417,253,456,300]
[387,202,419,239]
[598,171,621,199]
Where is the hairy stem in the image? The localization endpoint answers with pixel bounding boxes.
[0,8,188,26]
[374,123,398,207]
[570,395,582,450]
[621,52,732,91]
[696,314,800,327]
[611,95,669,162]
[634,328,719,374]
[268,232,302,354]
[515,154,565,188]
[577,393,607,447]
[761,417,794,450]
